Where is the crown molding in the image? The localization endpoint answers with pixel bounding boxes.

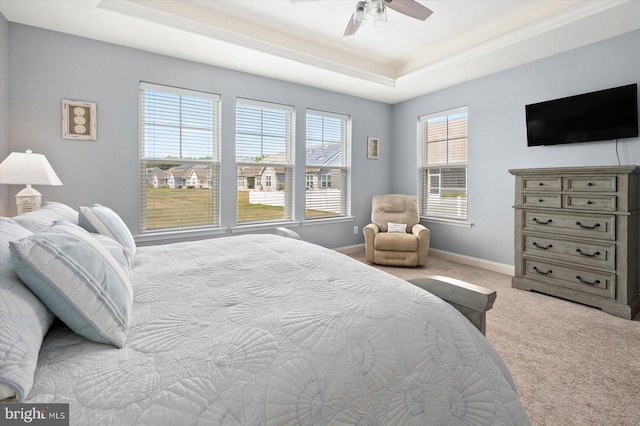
[396,0,630,85]
[97,0,396,87]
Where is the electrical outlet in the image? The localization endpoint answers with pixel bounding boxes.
[354,226,358,234]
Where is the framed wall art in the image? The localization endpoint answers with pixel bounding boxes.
[367,136,379,159]
[62,99,97,140]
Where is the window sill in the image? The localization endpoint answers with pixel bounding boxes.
[135,226,228,245]
[421,217,473,228]
[231,221,301,234]
[302,216,355,226]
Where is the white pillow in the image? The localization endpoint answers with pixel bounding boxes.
[387,222,407,233]
[12,202,78,233]
[0,218,55,401]
[9,222,133,348]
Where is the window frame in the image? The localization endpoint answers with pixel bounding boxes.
[235,98,295,225]
[417,106,470,224]
[139,82,221,233]
[305,109,352,221]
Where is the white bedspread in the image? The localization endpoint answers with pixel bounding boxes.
[27,234,529,425]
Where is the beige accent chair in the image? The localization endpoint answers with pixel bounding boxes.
[363,194,430,267]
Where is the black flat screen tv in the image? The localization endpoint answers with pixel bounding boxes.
[526,84,638,147]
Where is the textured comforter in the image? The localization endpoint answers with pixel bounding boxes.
[27,234,529,425]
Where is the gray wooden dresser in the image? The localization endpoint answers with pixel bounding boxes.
[509,166,640,319]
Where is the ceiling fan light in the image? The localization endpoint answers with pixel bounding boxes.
[355,1,367,25]
[374,8,387,27]
[369,0,384,17]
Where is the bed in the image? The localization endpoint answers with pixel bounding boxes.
[1,202,529,425]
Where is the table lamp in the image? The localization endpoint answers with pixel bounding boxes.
[0,149,63,214]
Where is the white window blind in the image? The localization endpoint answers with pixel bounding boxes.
[418,106,468,220]
[305,109,351,220]
[236,99,294,224]
[139,82,220,232]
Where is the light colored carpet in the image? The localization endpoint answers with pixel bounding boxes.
[346,249,640,426]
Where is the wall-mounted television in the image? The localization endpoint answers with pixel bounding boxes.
[526,83,638,147]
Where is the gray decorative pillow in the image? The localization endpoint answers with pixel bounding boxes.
[12,202,78,233]
[93,233,134,272]
[10,221,133,348]
[79,204,136,257]
[0,217,55,401]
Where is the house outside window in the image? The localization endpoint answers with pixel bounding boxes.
[139,82,220,232]
[236,99,294,224]
[418,106,468,221]
[305,109,351,220]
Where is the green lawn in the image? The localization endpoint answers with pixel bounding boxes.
[145,188,337,230]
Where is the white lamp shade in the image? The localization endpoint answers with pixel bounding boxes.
[0,150,63,186]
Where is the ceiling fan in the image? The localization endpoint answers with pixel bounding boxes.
[344,0,433,36]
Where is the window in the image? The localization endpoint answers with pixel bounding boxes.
[306,173,314,189]
[305,109,351,220]
[139,82,220,232]
[418,106,468,221]
[236,99,294,224]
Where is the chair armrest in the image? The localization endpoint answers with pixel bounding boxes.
[363,223,379,263]
[407,275,496,335]
[411,224,430,266]
[275,227,302,240]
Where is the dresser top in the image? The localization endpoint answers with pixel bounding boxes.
[509,165,640,176]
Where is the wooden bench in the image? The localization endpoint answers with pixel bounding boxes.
[408,276,497,335]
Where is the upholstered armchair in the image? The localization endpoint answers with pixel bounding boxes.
[363,194,430,267]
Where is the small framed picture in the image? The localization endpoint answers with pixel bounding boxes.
[62,99,97,140]
[367,137,379,159]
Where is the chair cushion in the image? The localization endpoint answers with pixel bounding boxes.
[374,232,419,251]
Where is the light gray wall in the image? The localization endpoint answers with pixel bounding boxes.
[0,13,9,215]
[7,23,392,248]
[391,29,640,265]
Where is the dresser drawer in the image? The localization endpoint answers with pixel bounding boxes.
[523,211,615,240]
[522,194,562,208]
[563,195,617,211]
[564,176,616,192]
[523,234,615,269]
[523,259,615,299]
[523,177,562,192]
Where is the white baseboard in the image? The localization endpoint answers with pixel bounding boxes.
[334,244,515,276]
[428,248,515,276]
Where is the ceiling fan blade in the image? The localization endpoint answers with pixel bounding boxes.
[384,0,433,21]
[343,13,359,36]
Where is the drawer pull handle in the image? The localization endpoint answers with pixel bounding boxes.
[533,266,552,275]
[576,248,601,258]
[532,242,553,250]
[576,221,600,230]
[587,200,593,205]
[539,182,544,186]
[532,218,552,225]
[588,182,594,186]
[538,199,544,203]
[576,276,601,286]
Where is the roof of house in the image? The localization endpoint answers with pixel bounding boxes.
[306,142,341,166]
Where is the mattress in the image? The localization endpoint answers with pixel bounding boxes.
[25,234,529,425]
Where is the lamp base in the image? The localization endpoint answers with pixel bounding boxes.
[16,185,42,215]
